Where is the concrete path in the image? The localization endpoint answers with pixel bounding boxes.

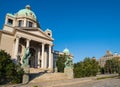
[1,74,119,87]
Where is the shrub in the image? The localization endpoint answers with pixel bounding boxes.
[74,57,99,78]
[0,50,24,84]
[56,55,66,72]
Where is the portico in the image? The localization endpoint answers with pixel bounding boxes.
[14,35,53,69]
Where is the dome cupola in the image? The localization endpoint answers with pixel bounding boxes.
[45,28,52,37]
[63,48,70,55]
[16,5,37,20]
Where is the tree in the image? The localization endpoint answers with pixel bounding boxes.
[74,61,84,77]
[0,50,24,84]
[99,67,105,74]
[56,54,66,72]
[74,57,99,78]
[104,58,120,74]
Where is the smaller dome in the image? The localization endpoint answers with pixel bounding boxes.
[45,28,52,32]
[63,48,70,55]
[17,5,36,20]
[106,50,112,56]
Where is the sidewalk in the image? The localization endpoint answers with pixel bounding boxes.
[1,74,118,87]
[1,77,94,87]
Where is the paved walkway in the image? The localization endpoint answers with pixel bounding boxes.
[1,74,119,87]
[55,78,120,87]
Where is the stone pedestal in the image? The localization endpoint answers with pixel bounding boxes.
[48,68,53,73]
[55,67,58,73]
[64,67,74,79]
[22,65,30,84]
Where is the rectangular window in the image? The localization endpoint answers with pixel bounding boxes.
[26,21,33,27]
[18,20,24,27]
[7,19,13,25]
[26,21,29,27]
[29,21,33,27]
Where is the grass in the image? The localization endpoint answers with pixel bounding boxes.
[33,86,38,87]
[96,75,118,80]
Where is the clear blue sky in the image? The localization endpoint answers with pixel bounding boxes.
[0,0,120,62]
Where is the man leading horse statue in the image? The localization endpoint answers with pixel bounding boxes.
[22,47,31,66]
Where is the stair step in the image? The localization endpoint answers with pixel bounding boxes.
[29,73,68,83]
[30,68,47,73]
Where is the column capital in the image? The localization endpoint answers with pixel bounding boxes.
[26,38,31,41]
[16,35,21,39]
[49,44,53,46]
[41,42,45,45]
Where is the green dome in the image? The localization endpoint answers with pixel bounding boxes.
[17,5,36,19]
[46,28,52,32]
[63,48,70,55]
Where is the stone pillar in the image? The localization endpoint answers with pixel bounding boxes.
[44,51,47,68]
[24,18,27,27]
[26,39,30,48]
[41,43,45,68]
[48,44,53,69]
[14,36,20,59]
[38,48,40,68]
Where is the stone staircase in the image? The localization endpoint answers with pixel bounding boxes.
[30,68,45,73]
[29,68,68,83]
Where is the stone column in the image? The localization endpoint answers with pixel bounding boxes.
[48,44,53,69]
[24,18,27,27]
[26,39,30,48]
[14,36,20,59]
[41,43,45,68]
[38,48,41,68]
[44,51,47,68]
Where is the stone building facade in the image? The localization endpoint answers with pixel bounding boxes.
[98,50,120,67]
[0,5,54,71]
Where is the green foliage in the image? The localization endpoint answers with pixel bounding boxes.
[74,57,99,78]
[0,50,24,84]
[104,58,120,74]
[96,75,117,80]
[33,86,38,87]
[56,55,66,72]
[99,67,105,74]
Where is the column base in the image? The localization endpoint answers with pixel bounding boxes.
[48,68,53,73]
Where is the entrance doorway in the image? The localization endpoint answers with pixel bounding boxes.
[29,48,36,68]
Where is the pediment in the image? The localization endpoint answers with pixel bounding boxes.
[17,28,53,40]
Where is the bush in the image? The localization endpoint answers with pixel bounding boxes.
[74,57,99,78]
[101,58,120,74]
[56,55,66,72]
[0,50,24,84]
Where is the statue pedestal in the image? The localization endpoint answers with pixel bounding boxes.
[22,65,30,84]
[55,67,58,73]
[64,67,74,79]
